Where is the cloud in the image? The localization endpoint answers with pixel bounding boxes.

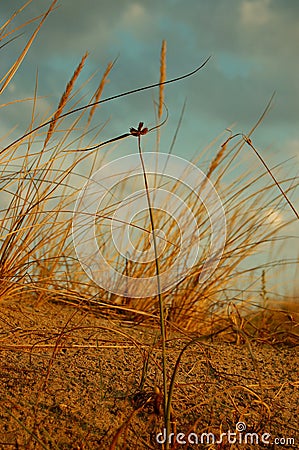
[241,0,272,26]
[1,0,298,152]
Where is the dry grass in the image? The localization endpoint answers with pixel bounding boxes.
[158,40,167,120]
[44,52,89,147]
[0,2,298,449]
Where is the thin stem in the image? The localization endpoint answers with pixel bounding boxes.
[137,134,169,442]
[66,133,131,153]
[243,136,299,221]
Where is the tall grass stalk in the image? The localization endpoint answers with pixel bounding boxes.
[135,124,170,444]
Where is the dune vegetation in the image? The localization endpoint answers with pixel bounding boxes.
[0,2,298,449]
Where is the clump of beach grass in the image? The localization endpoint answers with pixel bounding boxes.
[0,2,298,448]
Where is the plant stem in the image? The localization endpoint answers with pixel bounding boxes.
[137,136,170,445]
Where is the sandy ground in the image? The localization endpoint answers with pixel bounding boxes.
[0,297,298,449]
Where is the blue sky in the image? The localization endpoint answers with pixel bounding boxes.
[2,0,299,151]
[1,0,298,293]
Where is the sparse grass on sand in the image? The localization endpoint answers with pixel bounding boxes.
[0,2,298,449]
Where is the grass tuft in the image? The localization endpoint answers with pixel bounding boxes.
[0,3,298,448]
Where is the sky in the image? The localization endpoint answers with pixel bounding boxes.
[1,0,298,293]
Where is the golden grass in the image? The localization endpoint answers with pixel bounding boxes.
[0,0,58,95]
[0,3,297,329]
[44,51,89,147]
[86,58,116,127]
[0,4,298,447]
[159,40,167,120]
